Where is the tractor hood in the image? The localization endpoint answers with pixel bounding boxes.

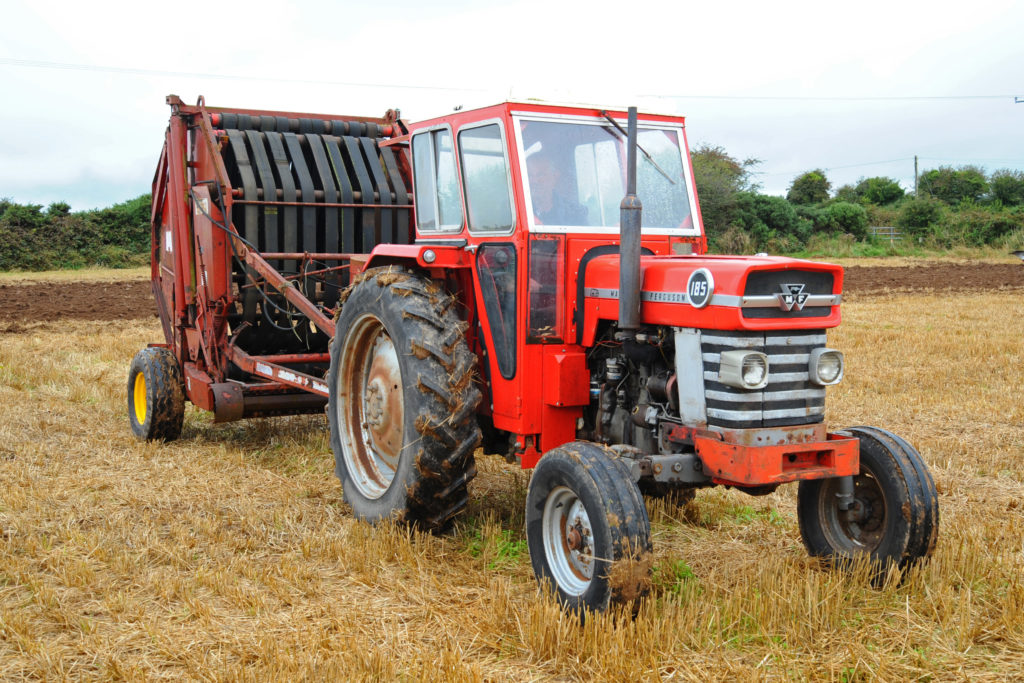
[577,254,843,345]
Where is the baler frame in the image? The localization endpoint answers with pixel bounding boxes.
[151,95,416,420]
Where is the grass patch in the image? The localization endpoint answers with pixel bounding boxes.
[0,282,1022,678]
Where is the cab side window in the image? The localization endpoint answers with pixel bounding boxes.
[412,128,463,232]
[458,124,514,232]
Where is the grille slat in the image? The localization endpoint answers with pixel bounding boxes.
[702,330,827,429]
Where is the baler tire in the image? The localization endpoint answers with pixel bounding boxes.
[127,347,185,441]
[327,267,481,532]
[797,426,939,573]
[526,441,652,615]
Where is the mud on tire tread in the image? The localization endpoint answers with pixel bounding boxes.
[526,441,653,613]
[127,347,185,441]
[328,267,481,531]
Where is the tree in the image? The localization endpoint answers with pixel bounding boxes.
[918,165,988,204]
[690,144,760,238]
[786,169,831,204]
[989,169,1024,206]
[854,177,904,205]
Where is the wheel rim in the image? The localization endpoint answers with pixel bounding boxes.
[133,373,147,424]
[337,314,404,500]
[542,486,594,596]
[818,466,887,555]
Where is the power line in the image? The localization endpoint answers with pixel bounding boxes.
[3,57,1018,104]
[0,57,489,93]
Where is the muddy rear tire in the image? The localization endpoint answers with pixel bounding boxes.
[327,267,481,531]
[526,441,652,614]
[797,426,938,571]
[127,347,185,441]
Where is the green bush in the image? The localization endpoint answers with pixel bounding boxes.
[825,201,868,238]
[990,169,1024,206]
[896,197,944,238]
[854,177,904,205]
[864,203,899,229]
[711,225,755,254]
[942,206,1024,246]
[918,166,988,204]
[733,192,812,249]
[0,194,151,271]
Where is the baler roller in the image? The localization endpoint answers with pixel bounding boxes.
[222,129,411,259]
[211,112,393,138]
[200,104,413,357]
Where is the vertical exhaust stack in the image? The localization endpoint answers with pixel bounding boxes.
[618,106,642,337]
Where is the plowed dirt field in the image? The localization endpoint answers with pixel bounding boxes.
[1,262,1021,323]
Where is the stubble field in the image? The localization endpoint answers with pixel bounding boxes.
[0,260,1021,680]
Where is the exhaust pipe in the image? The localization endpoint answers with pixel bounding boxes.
[618,106,642,337]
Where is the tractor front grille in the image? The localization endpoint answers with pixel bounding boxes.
[742,270,835,319]
[701,330,826,429]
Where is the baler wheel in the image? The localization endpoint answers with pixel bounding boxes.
[526,441,652,614]
[797,426,938,573]
[127,347,185,441]
[327,267,481,531]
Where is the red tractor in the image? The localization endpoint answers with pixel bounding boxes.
[130,95,938,612]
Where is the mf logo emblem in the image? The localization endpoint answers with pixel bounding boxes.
[777,284,810,311]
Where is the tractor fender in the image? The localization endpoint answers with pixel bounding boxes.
[361,243,472,274]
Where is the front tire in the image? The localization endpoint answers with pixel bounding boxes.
[526,441,652,613]
[797,426,939,570]
[127,347,185,441]
[327,268,481,531]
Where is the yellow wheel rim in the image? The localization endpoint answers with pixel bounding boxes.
[133,373,147,424]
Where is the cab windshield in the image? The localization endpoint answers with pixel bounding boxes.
[517,117,696,233]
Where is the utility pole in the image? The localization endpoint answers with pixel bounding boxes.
[914,155,918,198]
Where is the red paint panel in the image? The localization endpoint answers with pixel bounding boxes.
[539,405,580,454]
[542,350,590,407]
[696,433,860,486]
[182,363,215,411]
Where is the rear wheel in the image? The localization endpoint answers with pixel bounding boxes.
[797,426,938,571]
[526,441,652,613]
[327,268,481,531]
[127,347,185,441]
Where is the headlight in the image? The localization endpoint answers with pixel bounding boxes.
[809,348,844,385]
[719,350,769,390]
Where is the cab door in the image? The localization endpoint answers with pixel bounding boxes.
[454,121,525,430]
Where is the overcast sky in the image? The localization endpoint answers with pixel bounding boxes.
[1,0,1021,210]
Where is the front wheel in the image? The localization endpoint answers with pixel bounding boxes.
[797,426,938,571]
[526,441,652,613]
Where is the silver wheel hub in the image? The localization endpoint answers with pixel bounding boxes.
[542,486,595,596]
[337,314,404,500]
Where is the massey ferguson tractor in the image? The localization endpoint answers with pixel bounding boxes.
[129,95,938,612]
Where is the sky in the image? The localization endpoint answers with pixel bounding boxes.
[1,0,1021,210]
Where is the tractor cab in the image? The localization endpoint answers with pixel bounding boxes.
[394,102,705,462]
